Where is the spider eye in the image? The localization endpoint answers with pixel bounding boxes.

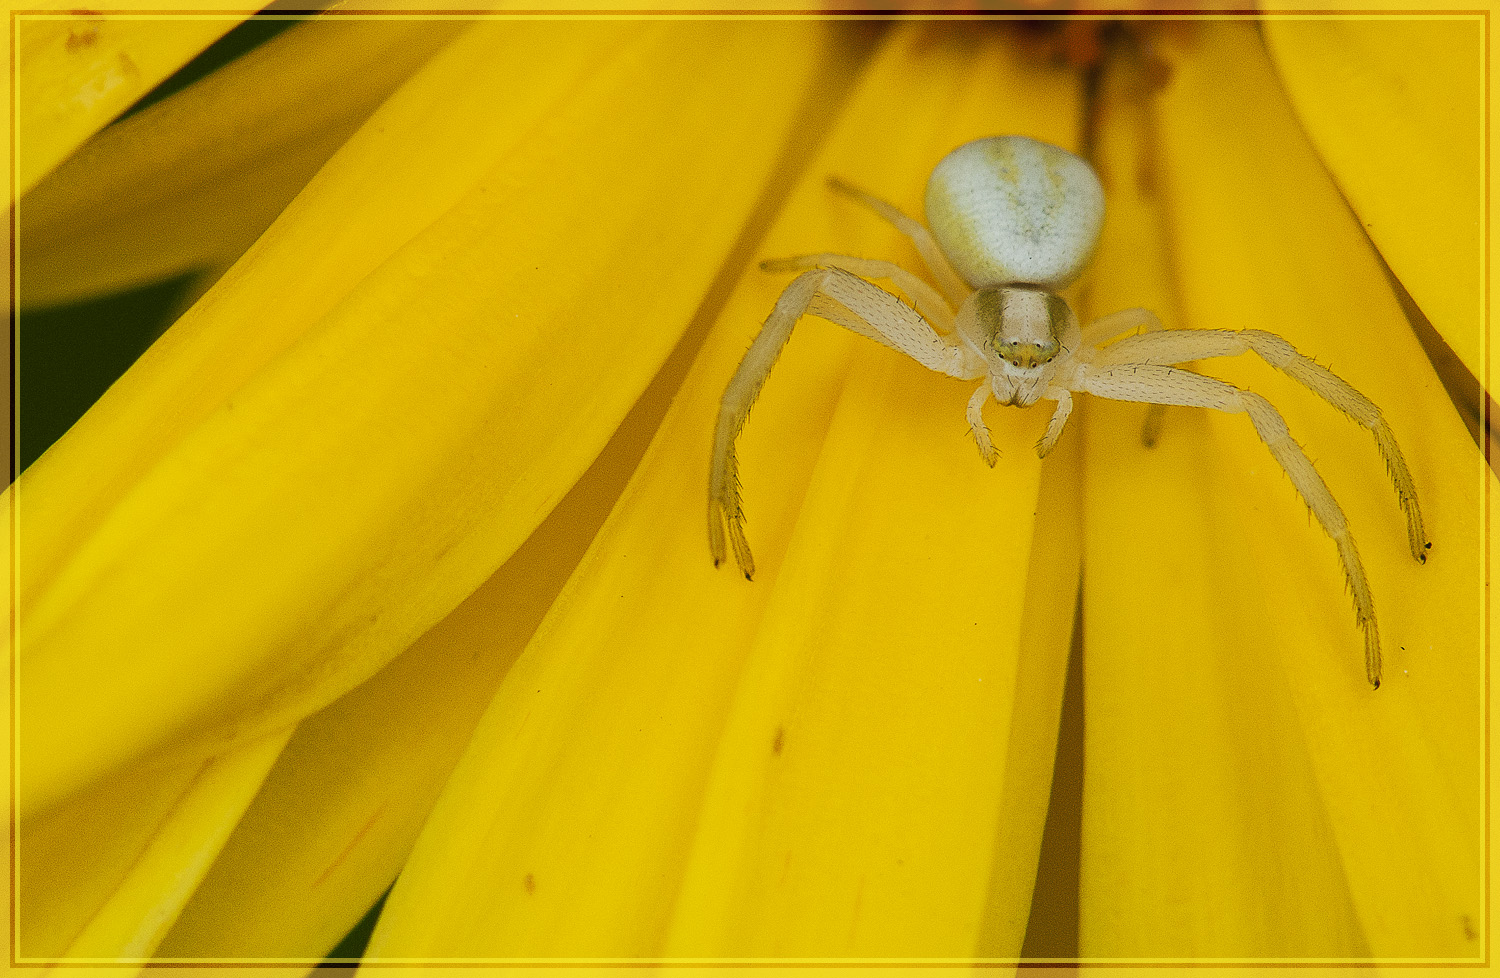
[996,339,1059,369]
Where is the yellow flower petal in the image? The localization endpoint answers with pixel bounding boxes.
[1081,23,1482,959]
[970,440,1080,959]
[666,416,1082,959]
[21,18,463,308]
[1264,16,1484,388]
[19,728,290,960]
[18,18,628,624]
[155,359,675,960]
[1083,46,1366,956]
[366,22,1085,960]
[19,20,843,818]
[18,13,240,196]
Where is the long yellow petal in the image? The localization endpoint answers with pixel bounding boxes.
[1264,17,1485,388]
[366,22,1083,960]
[1081,23,1483,960]
[970,429,1080,961]
[18,21,843,818]
[1082,43,1366,956]
[155,349,679,960]
[18,13,240,196]
[664,29,1084,951]
[18,727,290,961]
[18,20,622,615]
[20,18,464,308]
[21,756,203,958]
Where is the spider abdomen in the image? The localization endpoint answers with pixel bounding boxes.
[924,135,1105,291]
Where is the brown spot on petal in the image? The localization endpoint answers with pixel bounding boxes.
[524,873,536,895]
[312,803,387,889]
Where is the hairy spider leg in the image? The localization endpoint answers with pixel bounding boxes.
[827,177,972,308]
[1080,307,1169,445]
[709,267,980,579]
[1080,362,1384,689]
[1081,306,1167,348]
[760,253,956,331]
[1090,327,1429,562]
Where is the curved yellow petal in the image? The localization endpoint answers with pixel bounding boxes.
[22,756,202,958]
[19,21,843,818]
[1082,44,1366,957]
[664,31,1085,952]
[366,22,1083,960]
[18,20,623,615]
[1081,23,1483,960]
[970,434,1080,961]
[18,727,290,961]
[20,18,464,308]
[155,356,677,961]
[18,13,240,196]
[1264,17,1484,388]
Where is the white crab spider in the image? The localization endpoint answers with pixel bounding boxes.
[708,135,1428,689]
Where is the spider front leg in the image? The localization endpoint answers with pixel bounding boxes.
[759,254,955,331]
[710,266,979,579]
[1093,326,1429,562]
[1081,308,1168,447]
[1079,362,1385,688]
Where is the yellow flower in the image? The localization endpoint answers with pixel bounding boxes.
[12,13,1485,968]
